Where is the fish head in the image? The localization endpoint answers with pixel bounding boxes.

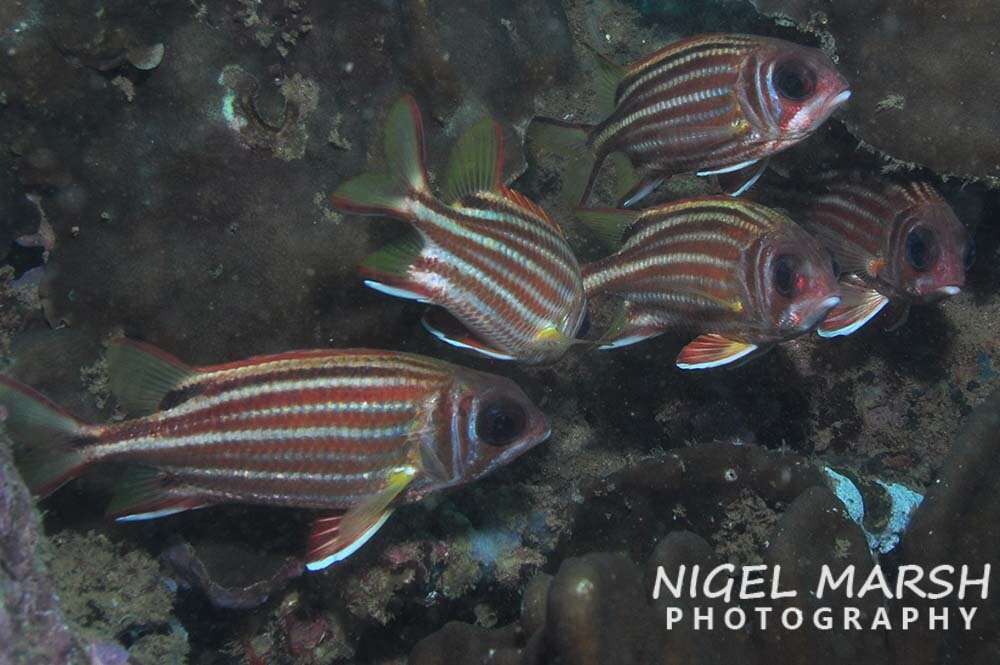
[884,198,970,302]
[750,223,842,338]
[443,367,550,485]
[741,40,851,148]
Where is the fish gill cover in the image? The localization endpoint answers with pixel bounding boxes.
[0,0,999,663]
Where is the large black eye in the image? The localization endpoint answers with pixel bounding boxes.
[905,227,937,272]
[774,60,816,101]
[476,398,527,447]
[773,254,797,298]
[964,238,976,271]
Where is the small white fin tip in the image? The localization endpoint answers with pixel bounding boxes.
[306,511,393,571]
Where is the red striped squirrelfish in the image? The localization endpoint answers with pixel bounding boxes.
[329,97,587,364]
[1,340,549,571]
[579,197,841,369]
[799,176,972,337]
[529,34,851,206]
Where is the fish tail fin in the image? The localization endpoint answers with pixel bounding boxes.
[527,117,602,206]
[330,96,431,219]
[0,375,97,497]
[575,207,640,247]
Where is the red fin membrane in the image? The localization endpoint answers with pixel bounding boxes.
[421,309,515,361]
[107,468,208,522]
[676,334,759,370]
[818,284,890,338]
[305,510,394,571]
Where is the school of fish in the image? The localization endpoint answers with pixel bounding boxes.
[0,31,973,570]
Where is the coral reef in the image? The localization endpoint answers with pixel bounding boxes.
[409,385,1000,663]
[0,435,81,664]
[0,0,998,662]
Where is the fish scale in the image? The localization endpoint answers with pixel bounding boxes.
[529,33,850,206]
[791,175,971,338]
[330,97,586,364]
[1,340,550,570]
[578,197,841,369]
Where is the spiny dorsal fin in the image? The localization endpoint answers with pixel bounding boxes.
[444,117,503,203]
[106,339,195,416]
[576,207,639,248]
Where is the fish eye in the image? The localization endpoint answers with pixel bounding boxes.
[964,237,976,271]
[476,398,527,447]
[774,60,816,101]
[905,227,938,272]
[773,254,797,298]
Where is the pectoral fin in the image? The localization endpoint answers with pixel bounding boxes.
[676,334,759,370]
[818,285,889,338]
[304,466,416,571]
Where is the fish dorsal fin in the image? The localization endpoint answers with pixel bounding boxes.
[818,284,889,338]
[421,309,515,361]
[676,334,759,370]
[305,465,416,571]
[444,117,504,203]
[106,339,196,415]
[717,157,770,197]
[576,207,639,248]
[582,42,625,117]
[108,467,208,522]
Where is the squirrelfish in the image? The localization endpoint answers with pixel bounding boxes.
[799,176,972,337]
[1,340,549,571]
[330,97,587,364]
[529,34,851,206]
[580,197,841,369]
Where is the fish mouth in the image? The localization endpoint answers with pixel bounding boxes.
[793,295,842,332]
[936,285,961,297]
[830,89,852,107]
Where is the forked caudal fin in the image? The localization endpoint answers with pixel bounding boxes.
[0,374,96,497]
[329,95,431,219]
[526,117,601,207]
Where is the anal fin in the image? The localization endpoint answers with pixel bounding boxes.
[818,284,890,338]
[359,230,434,303]
[107,467,208,522]
[717,157,769,197]
[421,309,515,361]
[676,334,759,370]
[305,465,416,571]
